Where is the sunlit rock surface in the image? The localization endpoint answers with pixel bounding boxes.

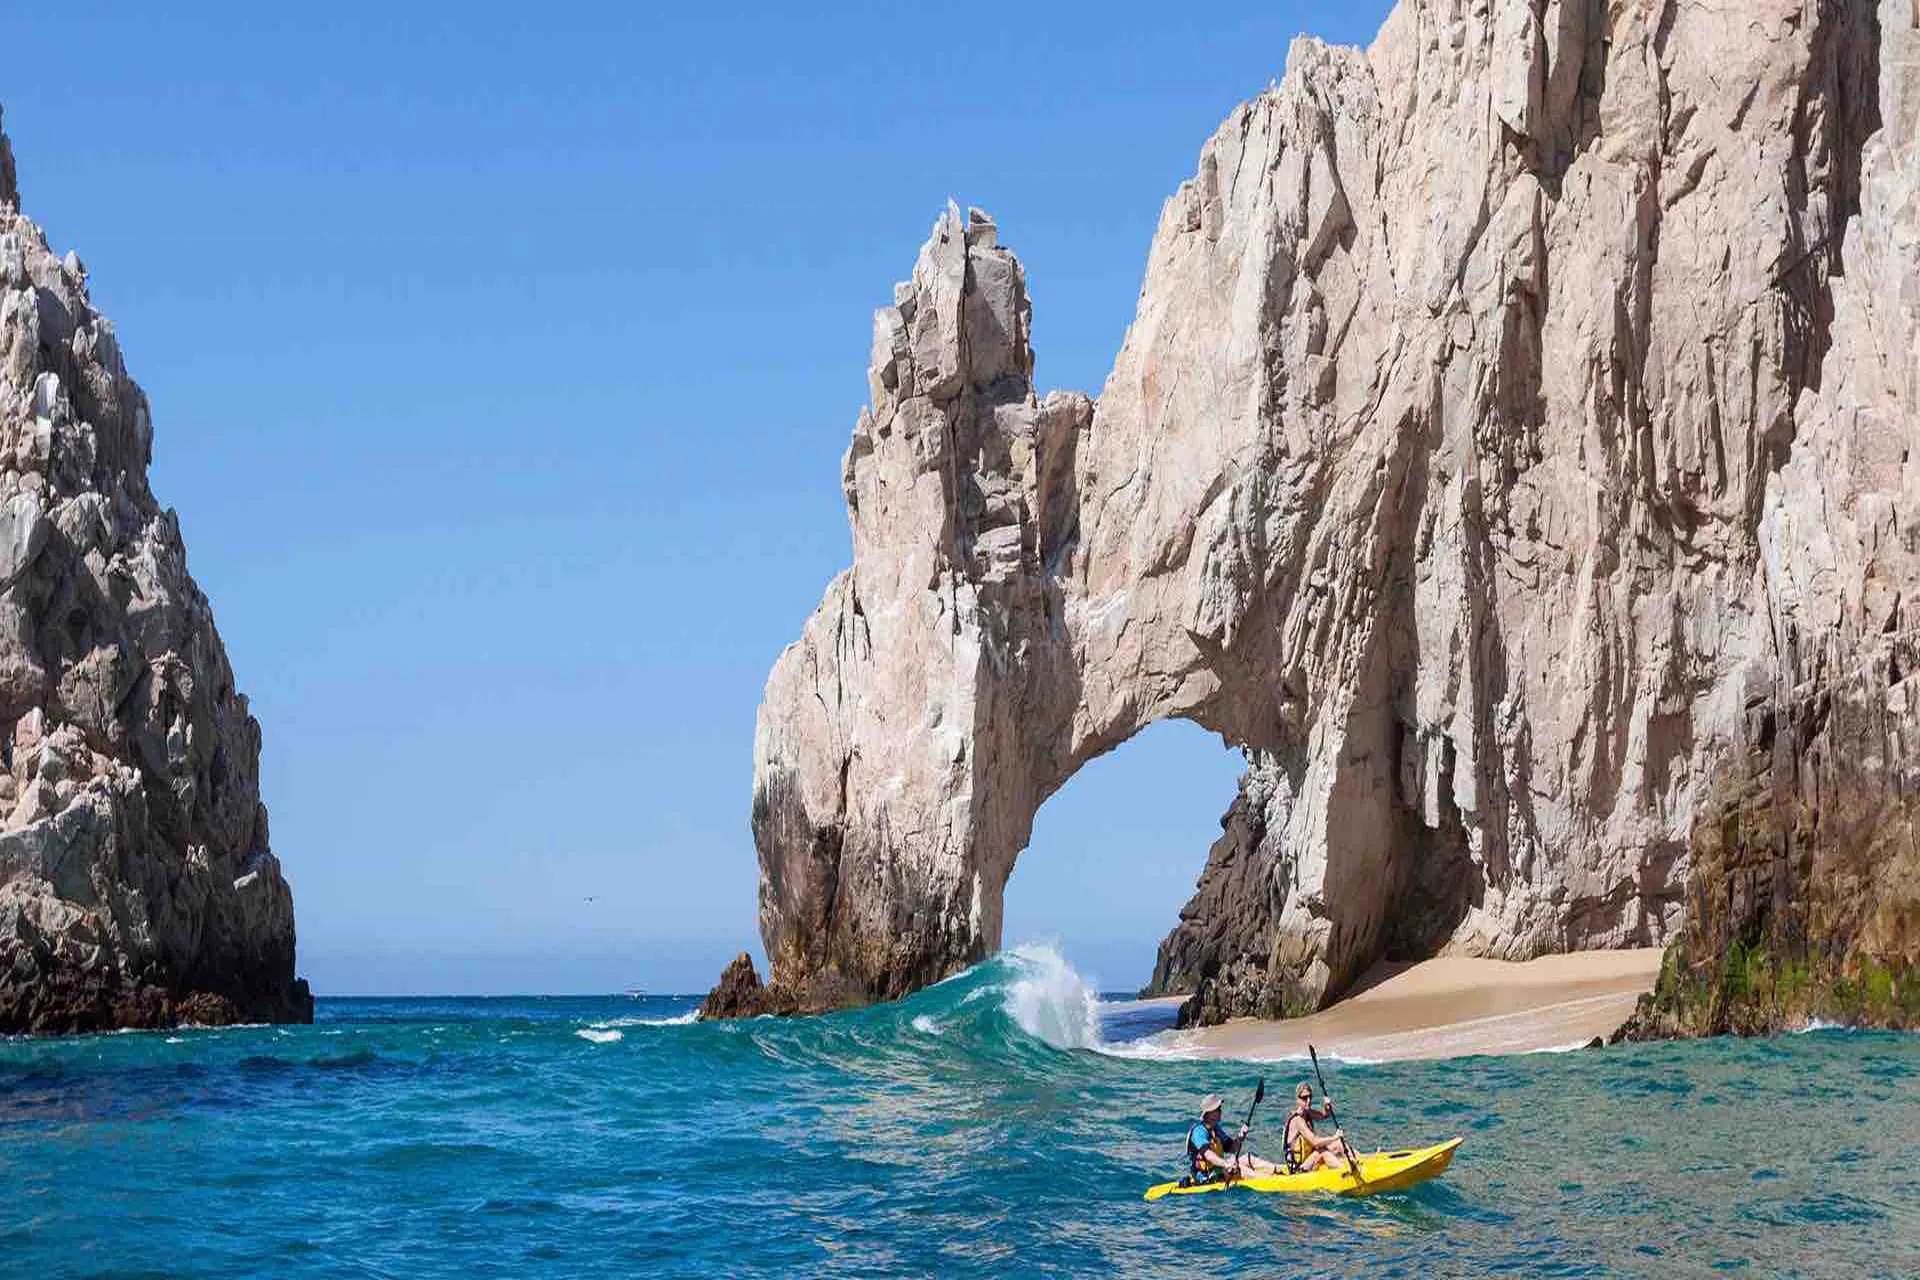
[728,0,1919,1028]
[0,110,309,1033]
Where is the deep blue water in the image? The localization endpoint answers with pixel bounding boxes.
[2,946,1916,1278]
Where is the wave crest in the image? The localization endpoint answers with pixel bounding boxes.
[999,944,1103,1050]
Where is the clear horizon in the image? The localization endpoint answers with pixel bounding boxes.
[2,1,1391,996]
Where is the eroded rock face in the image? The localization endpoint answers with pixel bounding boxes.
[1623,0,1920,1035]
[0,110,309,1033]
[1138,755,1286,1018]
[733,0,1920,1022]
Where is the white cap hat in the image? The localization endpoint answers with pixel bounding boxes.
[1200,1094,1224,1115]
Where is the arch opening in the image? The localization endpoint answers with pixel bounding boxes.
[1000,718,1244,998]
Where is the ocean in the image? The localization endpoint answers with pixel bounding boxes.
[2,946,1915,1278]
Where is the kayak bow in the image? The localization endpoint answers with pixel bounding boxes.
[1142,1138,1462,1201]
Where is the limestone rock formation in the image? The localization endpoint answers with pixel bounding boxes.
[0,109,309,1033]
[728,0,1920,1026]
[1624,0,1920,1035]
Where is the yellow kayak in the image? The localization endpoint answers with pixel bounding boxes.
[1143,1138,1462,1201]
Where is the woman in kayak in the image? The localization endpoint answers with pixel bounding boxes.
[1186,1094,1282,1184]
[1283,1081,1352,1172]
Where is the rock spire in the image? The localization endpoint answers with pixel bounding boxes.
[0,108,309,1032]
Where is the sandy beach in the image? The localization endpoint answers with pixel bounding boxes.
[1166,948,1665,1062]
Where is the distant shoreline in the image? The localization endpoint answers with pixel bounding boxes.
[1165,949,1665,1062]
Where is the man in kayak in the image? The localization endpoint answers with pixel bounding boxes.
[1282,1080,1353,1172]
[1186,1094,1282,1184]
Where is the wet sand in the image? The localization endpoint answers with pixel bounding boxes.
[1172,949,1664,1062]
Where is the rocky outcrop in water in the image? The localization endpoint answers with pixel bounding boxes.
[700,952,793,1019]
[0,110,309,1033]
[726,0,1919,1026]
[1138,756,1286,1020]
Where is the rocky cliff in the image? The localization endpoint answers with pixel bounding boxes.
[0,110,309,1033]
[724,0,1919,1029]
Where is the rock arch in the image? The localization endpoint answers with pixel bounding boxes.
[737,0,1920,1020]
[751,189,1481,1016]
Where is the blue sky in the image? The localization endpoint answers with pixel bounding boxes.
[3,2,1390,994]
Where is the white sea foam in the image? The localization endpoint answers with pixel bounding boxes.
[1249,1049,1382,1066]
[1001,943,1102,1050]
[1528,1039,1598,1055]
[576,1027,623,1044]
[163,1036,185,1045]
[1794,1018,1846,1034]
[1095,1032,1207,1061]
[1094,1034,1388,1066]
[911,1014,943,1036]
[594,1011,698,1028]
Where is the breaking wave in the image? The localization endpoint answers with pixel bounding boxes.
[999,943,1105,1049]
[658,943,1166,1071]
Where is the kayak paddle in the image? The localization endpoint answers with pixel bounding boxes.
[1308,1043,1365,1185]
[1232,1076,1266,1177]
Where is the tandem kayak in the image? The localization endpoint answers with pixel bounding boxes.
[1143,1138,1462,1201]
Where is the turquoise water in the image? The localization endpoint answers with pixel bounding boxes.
[3,947,1916,1278]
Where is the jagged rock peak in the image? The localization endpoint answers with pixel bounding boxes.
[699,952,793,1020]
[0,109,17,210]
[0,105,309,1033]
[724,0,1920,1029]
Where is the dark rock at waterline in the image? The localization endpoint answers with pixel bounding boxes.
[0,966,313,1035]
[698,950,870,1020]
[1612,635,1920,1041]
[1142,759,1289,1026]
[700,953,782,1019]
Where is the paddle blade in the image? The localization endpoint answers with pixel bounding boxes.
[1253,1077,1265,1105]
